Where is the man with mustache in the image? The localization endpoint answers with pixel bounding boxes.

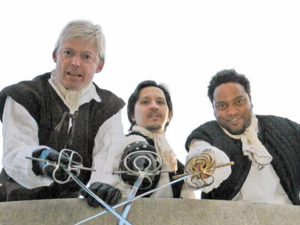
[0,20,124,205]
[184,69,300,205]
[86,80,195,207]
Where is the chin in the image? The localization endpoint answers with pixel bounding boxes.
[65,83,84,91]
[145,125,163,132]
[226,126,246,135]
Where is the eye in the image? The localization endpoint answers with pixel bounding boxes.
[82,53,91,60]
[157,100,166,105]
[236,98,245,105]
[63,49,74,56]
[215,103,226,110]
[140,100,149,105]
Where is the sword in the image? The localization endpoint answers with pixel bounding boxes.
[115,150,165,225]
[74,156,235,225]
[25,149,95,184]
[26,150,132,225]
[117,173,145,225]
[74,172,195,225]
[61,166,132,225]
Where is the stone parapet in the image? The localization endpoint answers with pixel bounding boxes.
[0,198,299,225]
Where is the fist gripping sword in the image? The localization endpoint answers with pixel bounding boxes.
[75,146,234,225]
[26,149,132,225]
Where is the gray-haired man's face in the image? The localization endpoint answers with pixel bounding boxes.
[52,38,103,90]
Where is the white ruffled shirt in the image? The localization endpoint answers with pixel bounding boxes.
[2,73,125,189]
[186,114,292,205]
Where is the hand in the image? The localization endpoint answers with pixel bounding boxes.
[122,141,157,171]
[119,141,159,189]
[32,148,69,181]
[185,150,216,187]
[81,182,122,207]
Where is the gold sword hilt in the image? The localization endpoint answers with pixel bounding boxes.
[172,161,234,180]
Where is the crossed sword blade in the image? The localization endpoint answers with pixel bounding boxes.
[74,173,194,225]
[61,166,132,225]
[117,173,145,225]
[26,156,132,225]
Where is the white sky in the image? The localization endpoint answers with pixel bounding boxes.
[1,0,300,165]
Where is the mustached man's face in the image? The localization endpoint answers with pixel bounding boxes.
[132,86,171,133]
[52,38,103,90]
[213,82,252,135]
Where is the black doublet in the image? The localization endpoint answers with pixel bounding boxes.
[185,115,300,205]
[0,72,124,201]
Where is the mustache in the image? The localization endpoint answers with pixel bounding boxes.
[146,110,161,118]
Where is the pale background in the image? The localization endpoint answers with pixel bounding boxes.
[1,0,299,167]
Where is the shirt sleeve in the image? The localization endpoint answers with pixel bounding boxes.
[185,140,232,193]
[2,97,53,189]
[89,111,130,193]
[180,184,197,199]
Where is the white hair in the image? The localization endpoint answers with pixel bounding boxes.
[54,19,105,61]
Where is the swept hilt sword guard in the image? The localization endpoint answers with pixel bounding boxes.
[26,149,95,184]
[173,151,234,188]
[114,150,164,189]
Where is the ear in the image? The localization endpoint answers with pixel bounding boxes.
[212,103,218,118]
[131,115,135,122]
[52,50,57,63]
[168,112,172,122]
[96,60,104,73]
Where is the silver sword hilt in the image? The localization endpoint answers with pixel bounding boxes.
[26,149,95,184]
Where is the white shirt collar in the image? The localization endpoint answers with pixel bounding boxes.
[49,71,101,113]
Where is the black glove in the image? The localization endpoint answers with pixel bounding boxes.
[32,148,69,181]
[81,182,122,207]
[119,141,159,189]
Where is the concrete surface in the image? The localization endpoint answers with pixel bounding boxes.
[0,198,299,225]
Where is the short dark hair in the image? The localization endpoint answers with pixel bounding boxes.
[208,69,251,103]
[127,80,173,131]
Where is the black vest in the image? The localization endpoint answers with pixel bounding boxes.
[127,131,184,198]
[0,73,124,201]
[185,115,300,205]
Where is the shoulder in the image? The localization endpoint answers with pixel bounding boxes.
[185,120,221,150]
[126,131,154,146]
[124,133,148,146]
[0,72,51,118]
[93,83,125,111]
[1,73,50,94]
[257,114,300,133]
[258,114,300,127]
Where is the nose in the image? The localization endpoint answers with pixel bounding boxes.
[71,54,81,67]
[226,105,238,116]
[149,101,159,109]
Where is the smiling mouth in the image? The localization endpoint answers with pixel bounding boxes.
[228,118,241,125]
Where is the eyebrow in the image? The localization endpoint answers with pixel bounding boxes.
[234,95,245,101]
[214,101,225,106]
[139,96,166,101]
[214,95,245,104]
[61,47,94,54]
[139,96,149,99]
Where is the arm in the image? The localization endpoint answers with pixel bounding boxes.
[180,184,197,199]
[85,111,126,207]
[185,140,232,193]
[89,110,126,188]
[2,97,53,188]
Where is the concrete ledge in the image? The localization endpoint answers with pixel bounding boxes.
[0,198,299,225]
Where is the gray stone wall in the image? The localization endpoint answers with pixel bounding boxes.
[0,198,299,225]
